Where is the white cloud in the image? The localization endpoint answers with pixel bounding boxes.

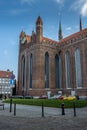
[10,9,28,15]
[0,9,28,16]
[71,0,87,17]
[55,0,64,4]
[81,2,87,16]
[66,27,72,31]
[20,0,35,4]
[55,0,64,13]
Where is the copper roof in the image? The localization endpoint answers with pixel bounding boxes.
[0,71,14,78]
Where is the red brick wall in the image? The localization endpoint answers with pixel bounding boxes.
[17,21,87,96]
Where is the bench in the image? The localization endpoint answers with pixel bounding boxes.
[0,103,4,110]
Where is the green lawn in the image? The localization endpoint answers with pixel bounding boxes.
[4,98,87,108]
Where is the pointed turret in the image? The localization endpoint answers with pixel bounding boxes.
[20,30,26,38]
[36,16,43,43]
[36,16,43,25]
[80,15,82,31]
[59,20,63,41]
[31,30,36,42]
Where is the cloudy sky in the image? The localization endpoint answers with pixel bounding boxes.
[0,0,87,79]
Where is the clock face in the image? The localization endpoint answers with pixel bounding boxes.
[20,37,26,44]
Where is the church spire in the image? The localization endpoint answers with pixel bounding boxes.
[36,16,43,43]
[80,15,82,31]
[59,20,63,41]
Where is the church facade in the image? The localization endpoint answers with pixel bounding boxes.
[17,16,87,97]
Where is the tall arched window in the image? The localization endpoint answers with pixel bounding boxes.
[65,51,71,88]
[59,55,62,88]
[55,54,59,88]
[22,56,25,89]
[55,54,62,88]
[30,54,33,88]
[75,48,82,88]
[45,52,49,88]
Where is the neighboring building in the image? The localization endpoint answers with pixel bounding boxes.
[0,70,15,98]
[18,16,87,96]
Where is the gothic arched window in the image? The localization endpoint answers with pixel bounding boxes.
[30,54,33,88]
[59,55,62,88]
[22,56,25,89]
[45,52,49,88]
[55,54,59,88]
[65,51,71,88]
[75,48,82,88]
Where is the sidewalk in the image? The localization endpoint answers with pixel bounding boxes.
[0,102,87,130]
[0,102,87,118]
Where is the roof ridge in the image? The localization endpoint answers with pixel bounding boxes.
[60,28,87,43]
[42,36,58,44]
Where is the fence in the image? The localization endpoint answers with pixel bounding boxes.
[6,99,86,118]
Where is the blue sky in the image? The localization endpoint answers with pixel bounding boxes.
[0,0,87,79]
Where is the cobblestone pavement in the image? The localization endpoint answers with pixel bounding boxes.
[0,102,87,130]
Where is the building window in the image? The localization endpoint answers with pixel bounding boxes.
[22,56,25,89]
[65,51,71,88]
[0,78,1,83]
[55,53,62,89]
[59,55,62,88]
[75,48,82,88]
[29,54,33,88]
[55,54,59,88]
[45,52,49,88]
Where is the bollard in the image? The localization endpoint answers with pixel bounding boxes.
[42,102,44,117]
[61,103,65,115]
[14,103,16,116]
[73,102,76,117]
[9,98,12,112]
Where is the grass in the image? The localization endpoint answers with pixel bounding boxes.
[4,98,87,108]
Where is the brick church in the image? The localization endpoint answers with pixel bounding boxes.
[17,16,87,97]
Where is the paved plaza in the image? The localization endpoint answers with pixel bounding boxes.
[0,101,87,130]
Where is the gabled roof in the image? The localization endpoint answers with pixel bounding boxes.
[0,70,14,78]
[26,35,31,42]
[60,28,87,43]
[20,31,31,43]
[20,31,26,38]
[42,37,58,44]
